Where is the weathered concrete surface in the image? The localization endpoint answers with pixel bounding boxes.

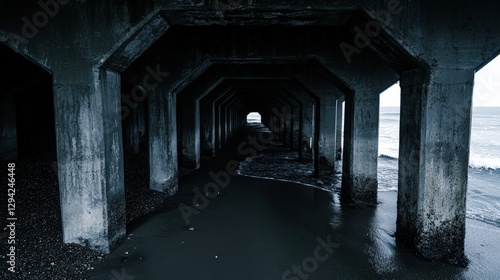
[201,98,216,157]
[121,82,147,154]
[318,94,338,175]
[342,89,380,205]
[148,88,178,195]
[336,97,344,160]
[179,100,201,169]
[53,68,125,253]
[397,68,474,264]
[215,91,236,151]
[0,92,18,161]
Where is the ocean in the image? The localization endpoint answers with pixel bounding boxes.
[378,106,500,228]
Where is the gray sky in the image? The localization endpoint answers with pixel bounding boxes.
[380,55,500,107]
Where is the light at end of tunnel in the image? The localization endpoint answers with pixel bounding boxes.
[247,112,261,123]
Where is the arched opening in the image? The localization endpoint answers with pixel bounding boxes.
[246,112,262,123]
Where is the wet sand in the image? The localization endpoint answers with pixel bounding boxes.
[87,127,500,280]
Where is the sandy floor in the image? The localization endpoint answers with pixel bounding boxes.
[86,127,500,280]
[86,178,500,279]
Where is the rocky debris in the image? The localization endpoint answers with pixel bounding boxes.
[0,143,187,279]
[0,161,97,280]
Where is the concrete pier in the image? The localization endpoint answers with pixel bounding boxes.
[1,0,500,268]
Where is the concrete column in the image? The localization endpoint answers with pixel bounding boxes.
[124,100,144,154]
[292,104,301,150]
[148,89,178,194]
[223,97,238,143]
[275,90,303,151]
[396,68,474,263]
[216,103,223,150]
[53,68,125,253]
[0,92,18,161]
[341,89,379,204]
[131,100,146,154]
[281,105,291,147]
[200,100,215,158]
[336,97,344,160]
[180,100,200,169]
[214,91,235,152]
[318,94,337,175]
[300,102,314,162]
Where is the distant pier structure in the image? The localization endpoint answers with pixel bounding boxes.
[1,0,499,264]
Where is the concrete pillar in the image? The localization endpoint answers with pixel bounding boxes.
[213,92,231,151]
[0,92,18,161]
[123,99,145,154]
[180,100,200,169]
[341,89,379,204]
[223,97,238,143]
[216,103,223,150]
[53,68,125,253]
[396,68,474,263]
[300,102,314,162]
[200,100,216,158]
[336,97,344,160]
[292,104,301,150]
[148,89,178,194]
[131,100,146,154]
[275,89,305,152]
[318,94,337,175]
[280,104,291,147]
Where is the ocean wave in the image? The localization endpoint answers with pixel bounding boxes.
[469,156,500,170]
[378,154,500,170]
[381,112,401,115]
[379,154,398,161]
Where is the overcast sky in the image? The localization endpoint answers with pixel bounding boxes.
[380,55,500,107]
